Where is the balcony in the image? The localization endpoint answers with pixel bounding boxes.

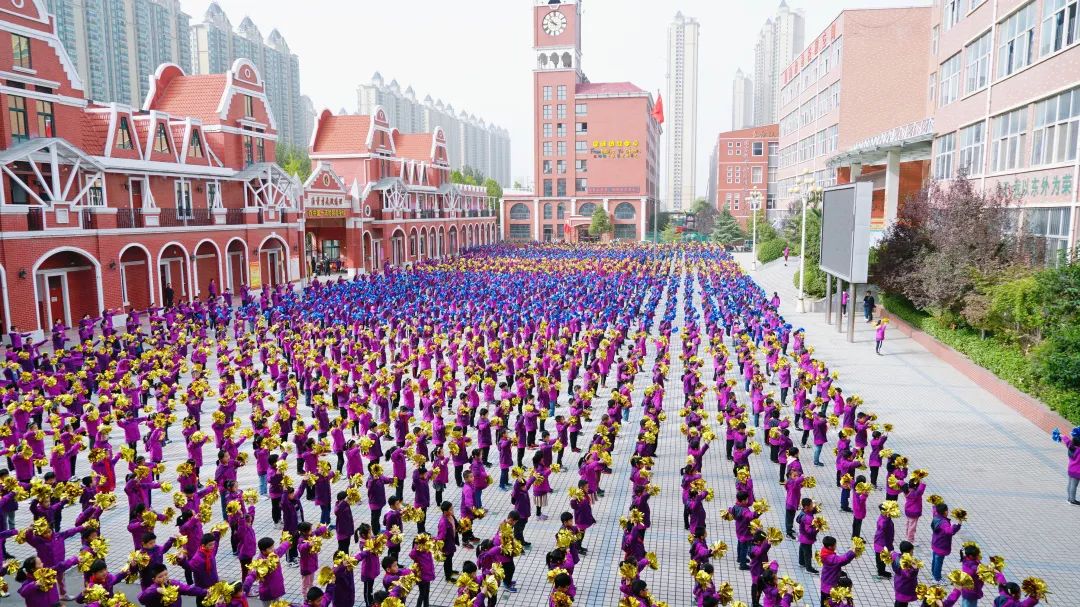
[159,207,214,227]
[116,208,144,229]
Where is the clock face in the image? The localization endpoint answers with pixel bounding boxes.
[542,11,567,36]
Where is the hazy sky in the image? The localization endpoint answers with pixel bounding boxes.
[181,0,929,191]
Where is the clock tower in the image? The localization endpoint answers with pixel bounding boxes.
[532,0,583,196]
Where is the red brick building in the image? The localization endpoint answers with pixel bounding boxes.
[502,0,660,243]
[0,0,303,338]
[713,124,779,228]
[305,109,497,270]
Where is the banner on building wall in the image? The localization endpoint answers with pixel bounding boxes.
[248,261,262,289]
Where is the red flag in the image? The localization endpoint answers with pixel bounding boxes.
[651,93,664,125]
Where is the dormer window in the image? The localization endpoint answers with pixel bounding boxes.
[244,95,254,118]
[188,128,204,158]
[117,117,133,149]
[11,35,31,70]
[153,123,171,154]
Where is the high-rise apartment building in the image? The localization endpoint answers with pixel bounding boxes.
[45,0,191,107]
[753,1,805,126]
[665,11,699,211]
[357,74,512,186]
[189,2,306,148]
[732,69,754,130]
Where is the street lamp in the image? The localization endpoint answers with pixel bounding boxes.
[788,169,823,313]
[749,188,762,271]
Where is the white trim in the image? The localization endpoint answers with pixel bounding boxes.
[117,242,156,306]
[199,124,278,140]
[0,69,59,89]
[0,221,303,239]
[192,238,224,297]
[0,0,50,24]
[30,246,103,332]
[0,265,9,337]
[0,19,84,91]
[0,85,86,108]
[156,242,192,303]
[90,156,238,178]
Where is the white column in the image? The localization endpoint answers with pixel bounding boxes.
[533,199,540,240]
[639,197,647,241]
[850,162,863,181]
[885,150,900,227]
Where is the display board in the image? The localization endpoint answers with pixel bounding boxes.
[819,181,872,283]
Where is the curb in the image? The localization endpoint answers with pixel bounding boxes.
[882,311,1070,433]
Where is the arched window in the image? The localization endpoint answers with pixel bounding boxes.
[510,203,531,220]
[543,203,553,219]
[557,203,565,219]
[614,202,636,220]
[577,202,596,217]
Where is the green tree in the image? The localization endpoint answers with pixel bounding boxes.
[589,206,613,237]
[276,143,312,182]
[784,201,826,298]
[449,169,477,186]
[750,208,779,243]
[482,178,503,212]
[1033,257,1080,390]
[711,209,745,245]
[690,197,719,235]
[660,223,679,243]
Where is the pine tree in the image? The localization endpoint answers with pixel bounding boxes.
[589,206,613,237]
[711,209,745,245]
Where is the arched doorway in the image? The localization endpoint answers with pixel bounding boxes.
[119,244,154,311]
[226,238,247,292]
[448,226,458,255]
[157,243,191,306]
[33,248,103,331]
[437,227,445,258]
[259,236,288,287]
[362,232,373,272]
[419,228,427,261]
[391,229,406,267]
[408,228,418,263]
[194,240,221,299]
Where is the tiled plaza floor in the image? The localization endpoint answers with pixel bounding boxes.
[2,252,1074,607]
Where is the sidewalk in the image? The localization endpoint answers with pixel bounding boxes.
[734,253,1078,598]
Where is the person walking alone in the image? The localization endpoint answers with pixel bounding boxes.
[875,319,887,355]
[863,290,876,323]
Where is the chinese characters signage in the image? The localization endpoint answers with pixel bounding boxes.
[782,23,839,85]
[305,208,347,218]
[586,186,641,195]
[996,173,1073,198]
[592,138,641,160]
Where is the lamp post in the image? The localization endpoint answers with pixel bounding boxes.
[749,188,762,271]
[788,170,823,313]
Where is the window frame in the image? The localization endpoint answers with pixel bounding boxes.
[11,34,31,70]
[997,3,1037,78]
[35,99,53,138]
[8,95,28,143]
[990,107,1028,172]
[958,121,986,176]
[934,133,957,179]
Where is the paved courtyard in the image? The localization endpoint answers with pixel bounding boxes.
[1,249,1073,607]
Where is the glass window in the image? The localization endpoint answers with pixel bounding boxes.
[827,125,839,153]
[576,159,587,172]
[557,203,565,219]
[934,133,956,179]
[543,180,552,196]
[557,141,567,156]
[815,129,827,157]
[543,86,552,101]
[990,108,1027,171]
[543,105,552,119]
[578,202,596,216]
[576,122,587,133]
[189,128,204,158]
[575,178,586,192]
[575,103,587,115]
[543,203,552,219]
[256,137,265,162]
[940,53,962,106]
[206,181,219,207]
[557,160,567,174]
[557,123,566,137]
[542,160,552,174]
[998,3,1037,77]
[8,95,28,143]
[557,179,566,196]
[752,166,764,184]
[929,72,937,106]
[244,95,254,117]
[35,100,53,137]
[175,180,192,218]
[1031,87,1080,165]
[509,224,531,240]
[970,0,987,10]
[752,141,764,156]
[576,140,587,153]
[557,85,566,100]
[958,122,985,175]
[557,104,566,119]
[614,224,637,240]
[543,142,552,156]
[154,123,171,153]
[243,136,254,164]
[965,32,992,93]
[944,0,963,30]
[509,203,530,219]
[1023,207,1072,265]
[613,202,635,219]
[1041,0,1079,56]
[543,123,552,138]
[734,166,741,183]
[725,193,733,211]
[116,117,133,149]
[11,35,31,69]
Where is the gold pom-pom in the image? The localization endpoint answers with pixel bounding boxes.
[802,476,817,489]
[1021,577,1049,600]
[828,586,853,602]
[766,527,784,545]
[947,570,974,590]
[950,508,967,522]
[880,501,901,519]
[811,516,828,532]
[851,536,865,558]
[751,498,770,514]
[916,584,948,605]
[710,541,728,559]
